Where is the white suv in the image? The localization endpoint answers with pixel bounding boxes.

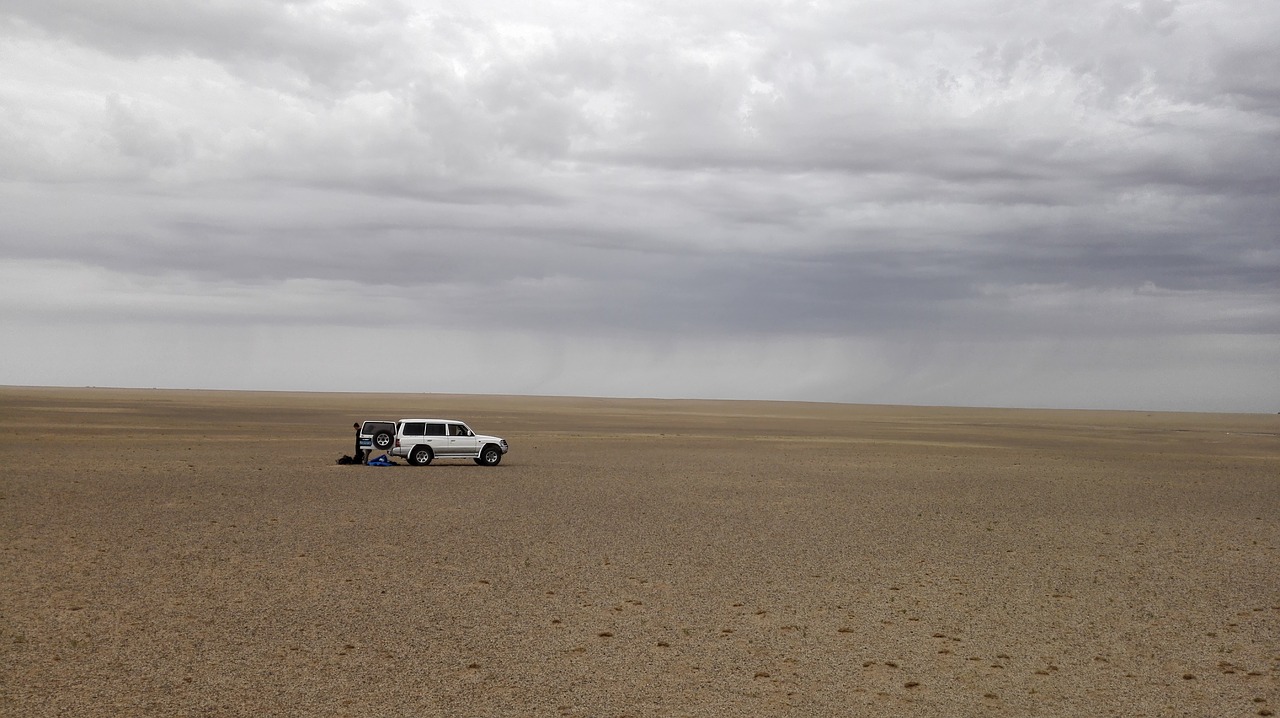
[391,419,509,466]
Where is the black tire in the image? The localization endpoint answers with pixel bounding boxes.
[373,431,393,450]
[478,444,502,466]
[407,446,433,466]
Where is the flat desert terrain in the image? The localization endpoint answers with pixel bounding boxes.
[2,386,1277,717]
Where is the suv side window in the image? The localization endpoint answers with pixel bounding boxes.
[424,423,446,436]
[402,422,425,437]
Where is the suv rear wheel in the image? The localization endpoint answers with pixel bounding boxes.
[408,446,433,466]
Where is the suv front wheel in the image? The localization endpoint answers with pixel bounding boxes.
[407,446,434,466]
[476,445,503,466]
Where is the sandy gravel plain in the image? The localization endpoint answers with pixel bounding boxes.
[1,386,1277,717]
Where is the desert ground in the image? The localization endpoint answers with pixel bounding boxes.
[1,386,1276,717]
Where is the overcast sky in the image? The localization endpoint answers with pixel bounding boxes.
[2,0,1277,412]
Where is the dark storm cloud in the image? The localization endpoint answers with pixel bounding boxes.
[1,0,1277,409]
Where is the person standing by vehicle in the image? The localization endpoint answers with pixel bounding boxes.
[353,422,368,464]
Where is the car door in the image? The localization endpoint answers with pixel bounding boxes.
[422,422,447,456]
[444,422,481,457]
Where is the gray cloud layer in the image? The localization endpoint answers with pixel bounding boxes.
[2,0,1277,410]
